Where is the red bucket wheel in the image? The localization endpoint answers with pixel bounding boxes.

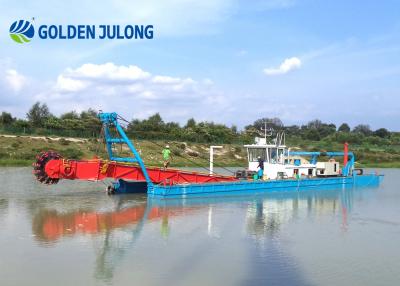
[32,151,62,185]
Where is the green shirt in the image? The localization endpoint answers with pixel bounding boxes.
[162,149,171,160]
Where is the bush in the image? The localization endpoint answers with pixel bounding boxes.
[303,129,321,141]
[62,148,83,159]
[172,148,183,156]
[35,128,48,135]
[0,151,9,159]
[18,152,37,160]
[59,138,70,146]
[333,132,364,145]
[234,146,242,153]
[365,136,389,146]
[11,142,20,148]
[187,150,199,157]
[88,138,98,144]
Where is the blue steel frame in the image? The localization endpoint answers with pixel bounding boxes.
[98,112,153,187]
[149,173,383,197]
[289,151,355,176]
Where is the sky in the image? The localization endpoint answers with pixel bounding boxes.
[0,0,399,130]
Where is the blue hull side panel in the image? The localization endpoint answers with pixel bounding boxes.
[148,174,383,197]
[114,179,148,194]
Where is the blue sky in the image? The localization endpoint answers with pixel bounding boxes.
[0,0,399,130]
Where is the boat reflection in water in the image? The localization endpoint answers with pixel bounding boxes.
[31,187,358,283]
[32,197,199,242]
[32,195,201,281]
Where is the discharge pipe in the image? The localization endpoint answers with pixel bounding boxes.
[343,142,348,168]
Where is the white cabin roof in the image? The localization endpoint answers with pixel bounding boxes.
[244,144,287,148]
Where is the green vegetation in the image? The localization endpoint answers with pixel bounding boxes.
[0,102,399,168]
[0,135,247,168]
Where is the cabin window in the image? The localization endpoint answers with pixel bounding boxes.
[248,148,266,162]
[308,168,313,175]
[269,148,284,164]
[278,148,284,163]
[270,148,277,163]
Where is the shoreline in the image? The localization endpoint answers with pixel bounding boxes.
[1,134,399,169]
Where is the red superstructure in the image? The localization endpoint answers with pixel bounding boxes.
[33,151,237,185]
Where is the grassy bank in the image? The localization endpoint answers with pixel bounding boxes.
[1,134,399,168]
[0,134,247,168]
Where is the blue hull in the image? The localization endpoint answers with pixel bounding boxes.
[147,174,383,197]
[112,179,148,193]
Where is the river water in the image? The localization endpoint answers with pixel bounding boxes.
[0,167,399,286]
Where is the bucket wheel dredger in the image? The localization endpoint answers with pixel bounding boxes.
[33,112,237,194]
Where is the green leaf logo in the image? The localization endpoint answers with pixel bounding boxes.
[9,20,35,44]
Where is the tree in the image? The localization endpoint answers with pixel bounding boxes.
[303,120,335,139]
[334,131,363,144]
[165,122,180,131]
[247,117,283,131]
[307,119,323,129]
[319,123,336,138]
[44,116,63,130]
[338,123,350,132]
[284,125,301,136]
[304,129,321,141]
[80,108,98,119]
[127,119,141,133]
[126,113,165,133]
[185,118,196,129]
[353,124,372,136]
[0,112,15,125]
[145,113,164,131]
[373,128,390,139]
[60,111,79,120]
[13,119,29,128]
[244,117,284,140]
[231,125,238,134]
[26,102,51,127]
[62,118,84,130]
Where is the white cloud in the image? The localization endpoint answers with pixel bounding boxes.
[65,63,151,82]
[55,63,200,99]
[263,57,302,76]
[5,69,26,92]
[152,75,182,84]
[0,61,315,126]
[56,75,89,92]
[34,62,220,120]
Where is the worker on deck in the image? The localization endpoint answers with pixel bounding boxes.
[162,145,172,169]
[257,156,264,180]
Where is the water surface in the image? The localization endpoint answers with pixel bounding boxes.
[0,168,399,286]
